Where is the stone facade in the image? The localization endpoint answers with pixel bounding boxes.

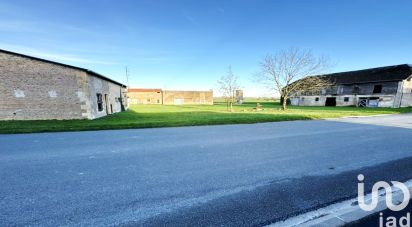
[128,89,163,104]
[162,90,213,105]
[128,89,214,105]
[0,49,127,120]
[290,65,412,108]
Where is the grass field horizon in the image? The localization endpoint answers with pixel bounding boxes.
[1,99,412,134]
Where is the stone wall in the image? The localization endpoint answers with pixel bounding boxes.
[86,74,126,119]
[127,89,214,105]
[162,90,213,105]
[400,77,412,107]
[128,91,163,104]
[0,51,86,120]
[291,94,396,107]
[0,51,126,120]
[291,95,356,107]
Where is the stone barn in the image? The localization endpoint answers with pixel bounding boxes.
[128,88,163,104]
[128,89,213,105]
[0,49,128,120]
[162,90,213,105]
[290,64,412,108]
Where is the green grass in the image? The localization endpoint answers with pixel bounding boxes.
[1,100,412,134]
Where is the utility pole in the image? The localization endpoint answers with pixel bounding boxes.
[122,66,130,110]
[125,66,130,89]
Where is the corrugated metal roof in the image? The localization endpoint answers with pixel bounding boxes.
[318,64,412,84]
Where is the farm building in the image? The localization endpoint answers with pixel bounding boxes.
[128,88,163,104]
[128,89,213,105]
[290,64,412,108]
[0,49,128,120]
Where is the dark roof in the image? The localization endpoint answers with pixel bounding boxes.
[0,49,126,87]
[317,64,412,84]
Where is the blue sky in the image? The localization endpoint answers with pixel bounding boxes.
[0,0,411,96]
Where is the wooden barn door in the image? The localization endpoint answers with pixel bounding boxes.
[104,94,111,114]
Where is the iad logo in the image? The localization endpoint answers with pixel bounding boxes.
[357,174,410,211]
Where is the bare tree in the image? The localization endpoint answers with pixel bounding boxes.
[218,66,240,112]
[257,48,332,110]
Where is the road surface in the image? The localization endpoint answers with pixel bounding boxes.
[1,114,412,226]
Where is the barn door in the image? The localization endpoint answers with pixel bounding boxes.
[325,97,336,106]
[104,94,111,114]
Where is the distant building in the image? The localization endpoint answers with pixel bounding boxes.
[235,90,244,104]
[0,49,128,120]
[289,64,412,108]
[128,89,213,105]
[128,88,163,104]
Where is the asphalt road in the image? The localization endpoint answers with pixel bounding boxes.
[1,114,412,226]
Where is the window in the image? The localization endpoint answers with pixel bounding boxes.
[344,97,350,102]
[315,97,319,101]
[48,90,57,98]
[97,93,103,111]
[14,89,25,98]
[373,85,382,93]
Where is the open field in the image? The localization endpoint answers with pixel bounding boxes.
[1,100,412,134]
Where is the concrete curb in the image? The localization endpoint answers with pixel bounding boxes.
[268,179,412,227]
[336,114,393,119]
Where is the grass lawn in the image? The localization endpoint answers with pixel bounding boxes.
[1,100,412,134]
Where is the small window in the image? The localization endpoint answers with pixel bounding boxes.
[14,89,25,98]
[373,85,382,93]
[315,97,319,101]
[48,90,57,98]
[97,93,103,111]
[147,99,151,103]
[344,97,350,102]
[157,99,160,103]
